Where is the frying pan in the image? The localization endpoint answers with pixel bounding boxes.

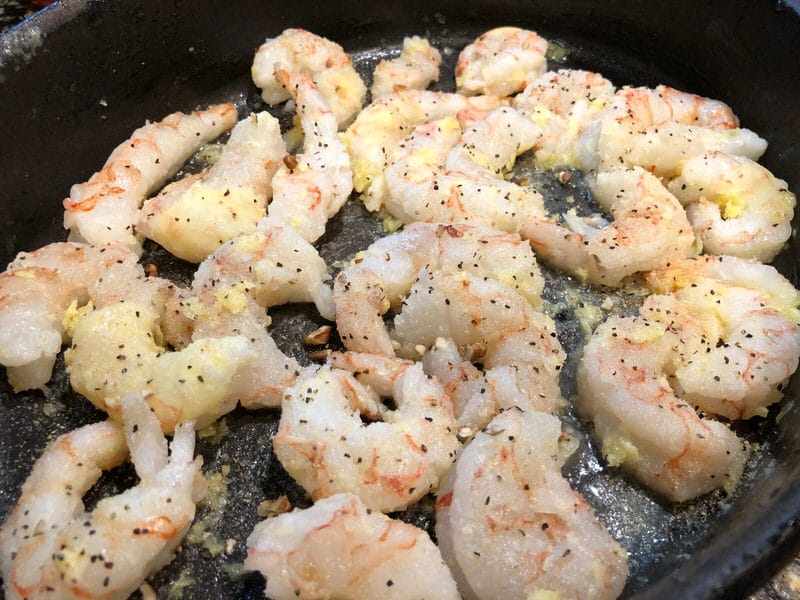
[2,0,800,598]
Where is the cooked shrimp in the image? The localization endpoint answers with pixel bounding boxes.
[164,283,301,410]
[245,493,459,600]
[383,109,545,231]
[192,221,335,320]
[645,254,800,323]
[63,104,237,253]
[65,290,256,432]
[393,269,565,425]
[333,222,544,355]
[513,68,616,167]
[0,242,138,391]
[251,28,366,127]
[578,314,749,502]
[371,36,442,98]
[273,359,459,512]
[261,70,352,243]
[586,85,767,177]
[0,392,205,600]
[342,89,507,211]
[455,26,548,97]
[641,279,800,420]
[436,407,629,600]
[666,151,796,261]
[523,166,697,286]
[138,111,286,262]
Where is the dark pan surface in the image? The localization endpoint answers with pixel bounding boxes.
[2,1,800,598]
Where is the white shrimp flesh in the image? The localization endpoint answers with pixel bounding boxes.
[371,36,442,99]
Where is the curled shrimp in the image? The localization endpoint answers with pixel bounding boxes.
[578,313,749,502]
[0,242,138,392]
[523,166,697,286]
[393,269,566,428]
[273,357,459,513]
[244,493,460,600]
[63,104,237,253]
[261,69,353,243]
[436,407,629,600]
[645,254,800,324]
[667,151,796,261]
[586,85,767,177]
[455,26,548,97]
[342,89,507,211]
[138,111,286,262]
[251,28,366,128]
[383,108,545,231]
[64,279,256,432]
[0,392,205,600]
[370,36,442,99]
[513,68,616,168]
[641,280,800,419]
[192,221,335,320]
[333,222,544,355]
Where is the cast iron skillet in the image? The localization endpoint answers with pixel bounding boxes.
[2,0,800,598]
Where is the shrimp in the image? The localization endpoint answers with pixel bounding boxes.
[273,358,459,513]
[333,222,544,355]
[342,89,507,211]
[244,493,459,600]
[435,408,629,600]
[522,166,697,286]
[585,85,768,177]
[251,28,366,127]
[164,283,301,410]
[640,281,800,420]
[63,104,237,253]
[191,221,335,320]
[455,26,548,97]
[0,392,205,600]
[0,242,138,392]
[393,269,566,427]
[383,108,545,231]
[666,151,796,261]
[577,313,749,502]
[261,69,353,243]
[645,254,800,323]
[138,111,286,262]
[513,69,616,168]
[370,36,442,98]
[64,284,257,432]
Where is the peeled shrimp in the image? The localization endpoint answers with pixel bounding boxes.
[65,285,256,432]
[251,28,366,127]
[273,358,459,512]
[645,254,800,324]
[0,392,205,600]
[63,104,237,252]
[383,108,545,231]
[192,221,335,320]
[138,111,285,262]
[578,313,749,502]
[667,151,796,261]
[342,89,507,211]
[455,26,548,97]
[436,407,629,600]
[513,68,616,168]
[0,242,138,391]
[523,166,697,286]
[333,222,544,355]
[393,269,565,425]
[370,36,442,98]
[261,70,353,242]
[585,85,767,177]
[245,493,459,600]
